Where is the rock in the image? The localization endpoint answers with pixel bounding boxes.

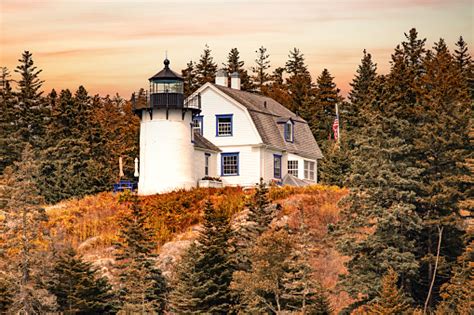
[157,239,193,278]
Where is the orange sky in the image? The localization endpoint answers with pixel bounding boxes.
[1,0,472,98]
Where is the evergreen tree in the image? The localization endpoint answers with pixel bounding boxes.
[310,68,342,143]
[281,208,332,314]
[318,139,351,187]
[266,66,291,107]
[196,44,217,86]
[1,145,57,313]
[251,46,271,91]
[170,200,234,313]
[454,36,473,99]
[225,47,253,91]
[285,48,313,113]
[0,73,21,174]
[168,242,202,313]
[114,192,167,313]
[436,240,473,315]
[14,51,48,150]
[366,268,411,315]
[182,60,198,97]
[0,274,14,313]
[47,247,115,314]
[346,49,378,132]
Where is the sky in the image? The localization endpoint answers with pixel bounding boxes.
[1,0,472,98]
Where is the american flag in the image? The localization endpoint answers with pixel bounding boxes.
[332,116,339,141]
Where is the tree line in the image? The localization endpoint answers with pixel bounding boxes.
[0,27,472,314]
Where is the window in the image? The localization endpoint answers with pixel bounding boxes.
[221,152,239,176]
[205,153,210,176]
[288,160,298,177]
[284,121,294,142]
[216,114,233,136]
[192,115,203,135]
[304,160,315,181]
[274,154,282,179]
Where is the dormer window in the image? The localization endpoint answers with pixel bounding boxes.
[284,120,294,142]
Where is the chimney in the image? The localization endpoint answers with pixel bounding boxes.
[230,72,241,90]
[215,69,228,87]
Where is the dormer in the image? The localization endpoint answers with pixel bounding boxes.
[277,118,294,143]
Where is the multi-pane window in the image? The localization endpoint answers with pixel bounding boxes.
[274,154,282,179]
[284,121,294,142]
[304,160,315,181]
[221,152,239,176]
[216,114,233,136]
[288,160,298,177]
[192,115,203,135]
[205,153,210,176]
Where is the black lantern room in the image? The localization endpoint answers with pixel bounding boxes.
[133,58,201,118]
[148,58,184,108]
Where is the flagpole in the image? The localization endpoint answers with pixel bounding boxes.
[335,103,340,144]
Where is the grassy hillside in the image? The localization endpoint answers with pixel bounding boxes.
[45,185,351,311]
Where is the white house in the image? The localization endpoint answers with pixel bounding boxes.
[134,59,322,195]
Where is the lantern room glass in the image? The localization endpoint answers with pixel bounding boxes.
[150,80,183,94]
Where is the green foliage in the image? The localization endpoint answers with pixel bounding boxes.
[47,247,115,314]
[365,268,411,314]
[285,48,313,114]
[115,192,167,313]
[170,200,234,313]
[196,44,217,86]
[225,47,253,91]
[182,60,198,97]
[318,140,351,187]
[251,46,271,90]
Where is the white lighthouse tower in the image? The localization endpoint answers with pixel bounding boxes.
[134,58,201,195]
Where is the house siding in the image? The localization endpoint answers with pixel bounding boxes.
[198,88,262,147]
[287,153,318,183]
[193,150,217,183]
[218,146,261,187]
[262,148,287,183]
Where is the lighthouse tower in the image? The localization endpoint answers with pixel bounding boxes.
[134,59,201,195]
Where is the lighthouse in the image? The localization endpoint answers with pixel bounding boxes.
[134,58,201,195]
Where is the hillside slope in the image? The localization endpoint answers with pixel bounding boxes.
[46,185,351,311]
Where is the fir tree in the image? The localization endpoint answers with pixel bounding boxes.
[285,48,313,113]
[366,268,411,315]
[114,192,167,313]
[0,73,21,174]
[182,60,198,97]
[251,46,271,91]
[454,36,473,99]
[310,68,342,144]
[1,145,57,313]
[170,200,234,313]
[318,139,351,187]
[436,240,473,315]
[346,49,378,132]
[14,51,48,150]
[266,66,291,107]
[47,247,115,314]
[225,47,253,91]
[196,44,217,86]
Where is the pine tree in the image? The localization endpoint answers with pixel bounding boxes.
[114,192,167,313]
[251,46,271,91]
[282,208,332,314]
[232,228,294,313]
[168,242,202,313]
[182,60,198,97]
[366,268,411,315]
[47,247,115,314]
[266,66,291,107]
[318,139,351,187]
[436,240,473,315]
[196,44,217,86]
[285,48,313,113]
[225,47,253,91]
[1,145,57,313]
[0,72,21,174]
[14,51,48,150]
[170,200,234,313]
[346,49,378,132]
[0,274,14,312]
[310,68,342,144]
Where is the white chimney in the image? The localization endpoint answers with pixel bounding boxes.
[230,71,241,90]
[215,69,228,87]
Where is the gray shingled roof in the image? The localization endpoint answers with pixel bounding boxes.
[282,174,313,187]
[194,132,221,152]
[214,84,323,160]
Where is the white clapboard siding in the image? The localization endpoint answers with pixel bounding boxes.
[217,145,261,187]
